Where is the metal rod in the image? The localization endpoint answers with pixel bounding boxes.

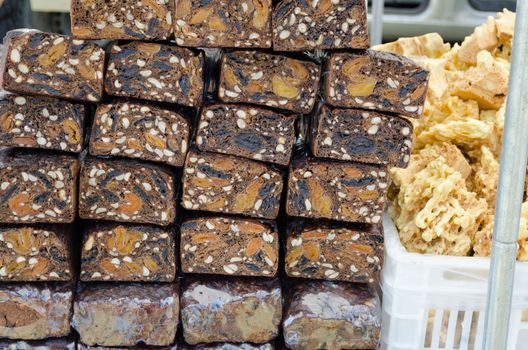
[371,0,384,45]
[484,2,528,349]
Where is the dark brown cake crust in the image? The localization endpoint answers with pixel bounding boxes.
[78,157,176,226]
[218,51,320,113]
[0,95,84,153]
[80,223,176,282]
[196,104,296,166]
[286,156,389,224]
[89,101,190,167]
[105,41,204,106]
[0,151,79,224]
[310,105,413,167]
[71,0,174,40]
[182,151,283,219]
[180,216,279,277]
[1,31,105,102]
[324,50,429,118]
[174,0,273,48]
[272,0,369,51]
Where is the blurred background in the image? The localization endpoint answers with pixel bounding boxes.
[0,0,517,43]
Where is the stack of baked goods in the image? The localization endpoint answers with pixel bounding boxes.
[0,0,428,349]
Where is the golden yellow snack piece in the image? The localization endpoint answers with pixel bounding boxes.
[449,51,509,110]
[415,97,497,151]
[379,9,518,257]
[474,203,528,261]
[468,146,499,207]
[391,143,472,187]
[390,154,487,256]
[373,33,450,59]
[458,17,499,65]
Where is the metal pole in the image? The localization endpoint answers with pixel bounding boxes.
[484,1,528,349]
[371,0,384,45]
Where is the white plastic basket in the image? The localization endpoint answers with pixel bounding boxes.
[380,214,528,350]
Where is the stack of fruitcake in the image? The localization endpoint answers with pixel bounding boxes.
[0,0,428,348]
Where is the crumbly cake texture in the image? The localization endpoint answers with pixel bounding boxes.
[78,157,176,226]
[182,151,283,219]
[0,151,79,224]
[174,0,272,48]
[72,283,179,347]
[286,156,390,224]
[1,31,105,102]
[0,283,73,340]
[324,50,429,118]
[0,95,84,153]
[105,41,204,106]
[283,281,381,350]
[285,221,383,283]
[218,51,320,113]
[181,278,282,344]
[311,105,413,167]
[0,226,72,281]
[89,101,190,167]
[272,0,369,51]
[81,223,176,282]
[181,216,279,277]
[196,104,296,166]
[71,0,174,40]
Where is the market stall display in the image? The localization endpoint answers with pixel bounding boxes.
[0,0,439,347]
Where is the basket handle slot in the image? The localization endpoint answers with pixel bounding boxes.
[424,309,480,349]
